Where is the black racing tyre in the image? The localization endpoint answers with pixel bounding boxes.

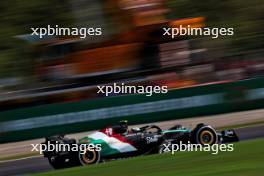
[194,126,218,145]
[79,149,100,165]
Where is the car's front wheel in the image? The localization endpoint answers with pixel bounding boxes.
[193,124,218,145]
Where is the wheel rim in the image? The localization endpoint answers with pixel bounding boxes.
[81,150,97,164]
[200,131,214,145]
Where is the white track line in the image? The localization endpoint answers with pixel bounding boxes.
[0,155,42,163]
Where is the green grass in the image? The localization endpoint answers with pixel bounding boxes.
[34,138,264,176]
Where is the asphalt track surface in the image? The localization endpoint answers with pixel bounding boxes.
[0,125,263,176]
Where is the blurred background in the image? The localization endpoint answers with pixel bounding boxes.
[0,0,263,111]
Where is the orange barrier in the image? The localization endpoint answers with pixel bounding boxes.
[169,17,205,28]
[68,43,142,76]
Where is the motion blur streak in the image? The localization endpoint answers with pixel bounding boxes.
[0,0,263,111]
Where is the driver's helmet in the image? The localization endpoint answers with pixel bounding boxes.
[119,120,128,135]
[119,120,128,129]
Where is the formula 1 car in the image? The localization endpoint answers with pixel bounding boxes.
[42,122,239,169]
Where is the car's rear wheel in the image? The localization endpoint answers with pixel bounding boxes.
[79,149,100,165]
